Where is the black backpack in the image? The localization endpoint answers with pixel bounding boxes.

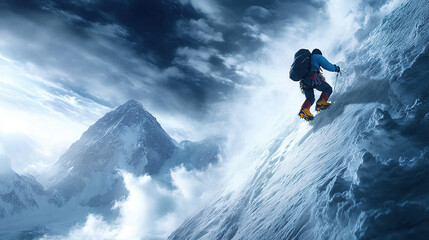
[289,49,311,81]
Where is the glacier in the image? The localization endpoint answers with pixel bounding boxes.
[169,1,429,240]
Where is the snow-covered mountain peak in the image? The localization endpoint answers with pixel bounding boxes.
[44,100,178,205]
[105,99,155,126]
[80,99,165,145]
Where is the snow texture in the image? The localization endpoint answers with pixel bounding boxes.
[169,1,429,240]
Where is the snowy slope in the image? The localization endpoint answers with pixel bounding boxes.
[169,1,429,239]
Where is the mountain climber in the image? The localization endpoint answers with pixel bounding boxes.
[290,48,341,121]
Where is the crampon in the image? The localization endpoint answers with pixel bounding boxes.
[298,108,314,121]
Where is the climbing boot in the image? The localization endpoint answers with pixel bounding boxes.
[316,99,331,111]
[298,108,314,121]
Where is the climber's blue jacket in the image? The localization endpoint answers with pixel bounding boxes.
[311,54,339,72]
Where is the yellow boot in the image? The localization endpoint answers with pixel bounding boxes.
[316,99,331,111]
[298,108,314,121]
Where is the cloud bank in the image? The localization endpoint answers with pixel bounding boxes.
[42,165,222,240]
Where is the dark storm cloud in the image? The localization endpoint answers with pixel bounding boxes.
[0,0,326,119]
[178,0,326,57]
[43,0,202,67]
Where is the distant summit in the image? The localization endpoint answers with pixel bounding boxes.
[98,99,156,128]
[80,99,168,146]
[45,99,177,206]
[43,99,218,208]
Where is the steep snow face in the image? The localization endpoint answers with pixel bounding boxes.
[45,99,178,206]
[169,1,429,240]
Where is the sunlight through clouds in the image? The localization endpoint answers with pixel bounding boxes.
[0,55,109,174]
